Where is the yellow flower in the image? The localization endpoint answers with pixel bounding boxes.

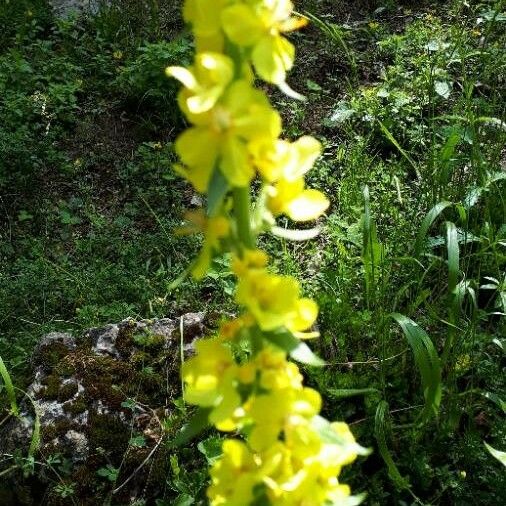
[177,210,230,279]
[208,439,260,506]
[247,388,321,453]
[267,177,329,221]
[250,135,320,181]
[231,249,269,276]
[182,338,241,426]
[253,346,302,391]
[167,52,234,118]
[235,268,300,330]
[221,0,307,84]
[251,135,328,221]
[285,298,319,338]
[183,0,228,52]
[174,80,281,191]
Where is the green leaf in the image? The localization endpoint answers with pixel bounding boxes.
[207,168,229,217]
[173,495,195,506]
[169,407,211,448]
[264,329,325,367]
[129,435,147,448]
[0,355,18,416]
[374,401,410,490]
[414,201,452,256]
[435,80,451,99]
[197,436,223,464]
[324,101,355,126]
[312,416,370,455]
[484,442,506,467]
[482,392,506,414]
[391,314,441,421]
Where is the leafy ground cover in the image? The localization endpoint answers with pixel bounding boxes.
[0,0,505,504]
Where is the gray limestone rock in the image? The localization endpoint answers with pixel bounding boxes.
[0,312,210,504]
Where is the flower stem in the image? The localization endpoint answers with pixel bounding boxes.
[233,186,255,250]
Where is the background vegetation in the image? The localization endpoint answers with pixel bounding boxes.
[0,0,504,504]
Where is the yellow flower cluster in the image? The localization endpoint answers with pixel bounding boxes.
[168,1,366,504]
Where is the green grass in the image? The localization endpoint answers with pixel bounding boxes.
[1,0,505,504]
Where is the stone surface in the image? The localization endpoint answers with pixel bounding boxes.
[49,0,104,18]
[0,312,210,505]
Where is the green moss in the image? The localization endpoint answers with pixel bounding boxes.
[77,355,130,410]
[132,330,165,349]
[114,324,135,357]
[63,395,87,416]
[40,374,62,400]
[54,359,76,378]
[88,412,129,459]
[37,342,70,370]
[44,419,74,442]
[58,381,78,402]
[130,350,150,368]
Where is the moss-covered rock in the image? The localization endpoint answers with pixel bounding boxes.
[0,313,210,505]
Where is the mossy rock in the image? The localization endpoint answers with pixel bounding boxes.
[0,313,210,505]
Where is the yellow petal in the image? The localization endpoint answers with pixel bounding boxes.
[290,136,322,179]
[285,189,329,221]
[252,34,294,84]
[249,138,294,183]
[278,15,308,33]
[166,66,197,89]
[195,33,224,53]
[175,128,218,192]
[221,4,264,46]
[220,136,254,187]
[287,298,319,331]
[186,87,224,114]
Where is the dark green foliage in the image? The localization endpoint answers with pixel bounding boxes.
[0,0,505,504]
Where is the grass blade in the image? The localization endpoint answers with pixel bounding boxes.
[391,314,442,421]
[414,201,453,256]
[445,221,460,294]
[378,121,420,180]
[327,388,379,399]
[374,401,409,490]
[484,442,506,467]
[0,355,18,416]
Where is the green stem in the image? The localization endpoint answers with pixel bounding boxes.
[233,186,255,250]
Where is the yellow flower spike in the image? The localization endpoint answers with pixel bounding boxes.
[235,269,301,330]
[167,52,234,116]
[170,0,364,501]
[221,0,307,85]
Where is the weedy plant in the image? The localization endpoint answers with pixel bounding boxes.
[166,1,368,504]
